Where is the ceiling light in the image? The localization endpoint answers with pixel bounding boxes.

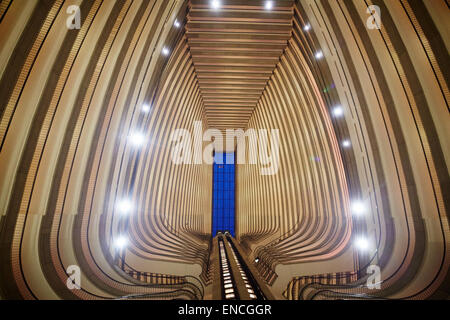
[304,23,311,31]
[142,104,151,113]
[342,140,351,148]
[265,1,274,10]
[355,237,370,251]
[254,257,260,263]
[129,132,146,147]
[211,0,221,10]
[114,236,128,249]
[117,199,133,215]
[332,105,344,117]
[174,19,180,28]
[315,50,323,59]
[351,201,366,216]
[162,47,170,56]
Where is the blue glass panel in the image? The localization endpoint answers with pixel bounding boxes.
[212,152,235,237]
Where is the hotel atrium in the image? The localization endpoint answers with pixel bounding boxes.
[0,0,448,300]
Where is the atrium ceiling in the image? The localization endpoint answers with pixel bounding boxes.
[187,0,293,130]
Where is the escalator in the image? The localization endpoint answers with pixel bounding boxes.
[214,232,274,300]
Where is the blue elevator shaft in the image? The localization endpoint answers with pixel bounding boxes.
[212,153,235,237]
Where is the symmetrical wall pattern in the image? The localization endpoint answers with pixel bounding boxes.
[0,0,448,300]
[0,0,210,300]
[237,0,449,299]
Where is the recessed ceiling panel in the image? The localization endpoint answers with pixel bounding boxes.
[186,0,294,131]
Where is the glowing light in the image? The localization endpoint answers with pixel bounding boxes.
[129,132,146,147]
[315,50,323,59]
[174,19,180,28]
[254,257,260,263]
[304,23,311,31]
[265,1,274,10]
[355,237,370,251]
[332,105,344,117]
[142,104,151,113]
[211,0,221,10]
[114,236,128,249]
[351,201,367,216]
[342,140,351,148]
[162,47,170,56]
[117,199,133,215]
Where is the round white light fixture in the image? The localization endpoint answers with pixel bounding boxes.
[117,199,133,215]
[304,23,311,31]
[315,50,323,59]
[332,105,344,117]
[129,132,146,147]
[255,257,260,263]
[265,1,274,10]
[351,201,366,216]
[354,237,370,251]
[342,140,351,148]
[211,0,221,10]
[142,104,151,113]
[114,236,128,250]
[162,47,170,56]
[174,19,181,28]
